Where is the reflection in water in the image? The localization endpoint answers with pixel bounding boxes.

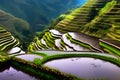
[50,29,63,36]
[0,67,37,80]
[8,47,21,54]
[44,57,120,80]
[16,54,43,62]
[62,34,90,51]
[0,63,37,80]
[55,39,61,48]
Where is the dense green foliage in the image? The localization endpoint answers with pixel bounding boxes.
[0,0,84,32]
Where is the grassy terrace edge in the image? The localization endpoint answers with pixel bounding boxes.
[35,52,120,67]
[11,57,81,80]
[66,33,93,51]
[99,42,120,57]
[0,54,10,62]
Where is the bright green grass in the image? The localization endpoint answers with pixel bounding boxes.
[47,32,58,40]
[45,34,55,44]
[33,52,48,57]
[44,36,55,48]
[34,52,120,67]
[27,45,35,52]
[99,0,117,15]
[38,40,47,49]
[60,39,66,49]
[43,34,53,47]
[99,42,120,56]
[66,33,93,50]
[108,32,120,41]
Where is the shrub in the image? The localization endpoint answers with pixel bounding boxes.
[33,58,41,66]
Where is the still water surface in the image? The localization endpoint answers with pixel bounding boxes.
[0,66,38,80]
[44,57,120,80]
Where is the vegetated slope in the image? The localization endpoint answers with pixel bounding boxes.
[55,0,120,41]
[28,0,120,56]
[0,0,86,32]
[28,29,103,52]
[55,0,111,33]
[0,26,19,52]
[0,10,33,50]
[81,0,120,40]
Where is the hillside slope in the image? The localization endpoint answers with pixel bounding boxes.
[55,0,111,33]
[54,0,120,41]
[0,26,19,52]
[0,0,86,32]
[28,0,120,57]
[0,10,33,50]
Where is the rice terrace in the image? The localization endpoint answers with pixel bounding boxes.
[0,0,120,80]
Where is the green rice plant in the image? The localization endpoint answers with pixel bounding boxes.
[43,33,56,48]
[37,40,47,49]
[107,32,120,41]
[66,33,93,50]
[46,36,55,45]
[60,39,66,48]
[47,32,58,40]
[43,33,58,50]
[27,44,35,52]
[99,42,120,56]
[99,1,117,15]
[1,39,20,52]
[65,15,75,20]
